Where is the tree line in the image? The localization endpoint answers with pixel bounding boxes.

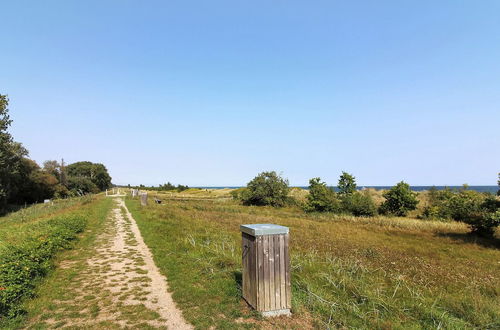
[232,171,500,237]
[0,95,112,214]
[125,182,189,192]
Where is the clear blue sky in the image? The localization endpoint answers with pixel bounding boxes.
[2,1,499,186]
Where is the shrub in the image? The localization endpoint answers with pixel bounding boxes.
[341,191,377,216]
[337,171,357,195]
[304,178,340,213]
[0,215,87,318]
[230,187,247,201]
[241,171,290,207]
[379,181,418,217]
[461,195,500,237]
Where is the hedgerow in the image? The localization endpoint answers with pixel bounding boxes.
[0,215,87,318]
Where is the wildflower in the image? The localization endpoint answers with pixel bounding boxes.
[0,287,6,291]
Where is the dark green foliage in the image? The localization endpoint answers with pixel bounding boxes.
[0,215,87,318]
[465,195,500,237]
[380,181,419,216]
[159,182,176,191]
[304,177,340,212]
[423,187,500,237]
[497,173,499,196]
[66,161,112,191]
[67,176,99,195]
[241,171,290,207]
[338,171,357,195]
[229,187,247,200]
[9,159,58,204]
[341,191,377,216]
[138,182,190,192]
[0,95,28,210]
[177,184,189,192]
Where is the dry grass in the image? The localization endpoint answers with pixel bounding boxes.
[126,197,500,329]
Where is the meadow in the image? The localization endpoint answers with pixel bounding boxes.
[126,189,499,329]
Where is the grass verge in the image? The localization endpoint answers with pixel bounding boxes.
[0,195,113,327]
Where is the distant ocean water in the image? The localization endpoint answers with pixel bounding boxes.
[196,186,499,193]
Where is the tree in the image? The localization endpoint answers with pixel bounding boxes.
[67,176,99,195]
[43,160,60,177]
[304,177,340,212]
[497,173,499,196]
[379,181,419,216]
[338,171,357,195]
[66,161,112,191]
[0,95,28,210]
[241,171,290,207]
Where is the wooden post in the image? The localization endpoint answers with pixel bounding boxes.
[240,224,291,317]
[140,192,148,206]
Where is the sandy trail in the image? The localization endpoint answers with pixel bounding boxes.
[29,198,192,329]
[117,198,192,329]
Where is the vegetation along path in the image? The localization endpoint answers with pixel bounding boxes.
[25,198,192,329]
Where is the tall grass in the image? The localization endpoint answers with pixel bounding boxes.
[127,198,500,329]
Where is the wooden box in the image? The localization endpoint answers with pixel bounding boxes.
[240,224,291,316]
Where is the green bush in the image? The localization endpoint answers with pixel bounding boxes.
[462,195,500,237]
[379,181,418,217]
[422,187,499,236]
[241,171,290,207]
[304,178,340,213]
[337,171,357,195]
[0,215,87,318]
[230,187,247,201]
[341,191,377,216]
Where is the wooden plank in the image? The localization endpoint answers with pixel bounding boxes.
[284,233,291,308]
[263,235,270,311]
[257,235,264,310]
[279,234,286,309]
[242,233,249,303]
[269,234,275,310]
[249,234,256,307]
[274,234,281,310]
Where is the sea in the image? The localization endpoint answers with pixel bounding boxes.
[196,186,499,194]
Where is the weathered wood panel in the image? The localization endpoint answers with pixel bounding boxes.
[242,232,257,307]
[242,231,291,312]
[284,233,291,308]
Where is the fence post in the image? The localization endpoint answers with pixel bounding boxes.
[140,192,148,206]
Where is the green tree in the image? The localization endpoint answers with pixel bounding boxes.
[67,176,99,195]
[0,95,28,210]
[241,171,290,207]
[43,160,60,177]
[304,177,340,212]
[379,181,419,216]
[66,161,112,191]
[338,171,357,195]
[497,173,499,196]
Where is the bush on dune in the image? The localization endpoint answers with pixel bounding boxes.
[240,171,290,207]
[304,177,340,213]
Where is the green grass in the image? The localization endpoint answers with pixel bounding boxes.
[126,197,500,329]
[0,195,113,328]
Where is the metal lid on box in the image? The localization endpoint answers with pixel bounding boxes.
[240,224,289,236]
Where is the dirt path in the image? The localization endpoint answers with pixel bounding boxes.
[27,198,192,329]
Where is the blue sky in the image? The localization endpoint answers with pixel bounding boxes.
[1,1,499,186]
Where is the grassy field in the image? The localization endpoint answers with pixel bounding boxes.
[126,191,500,329]
[0,195,114,328]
